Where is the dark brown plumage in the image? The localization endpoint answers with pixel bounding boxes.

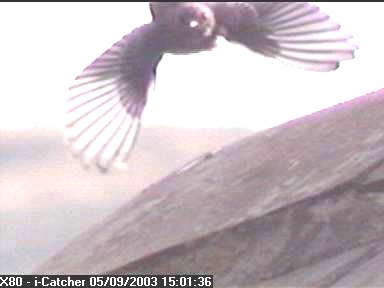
[66,2,356,172]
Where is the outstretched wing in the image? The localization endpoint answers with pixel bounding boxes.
[219,2,357,71]
[65,23,163,172]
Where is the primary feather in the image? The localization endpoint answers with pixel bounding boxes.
[216,2,357,71]
[65,24,163,172]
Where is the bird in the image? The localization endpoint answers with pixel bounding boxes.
[65,2,357,173]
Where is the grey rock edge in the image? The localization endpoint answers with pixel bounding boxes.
[36,89,384,287]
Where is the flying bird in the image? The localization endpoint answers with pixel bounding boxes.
[65,2,357,172]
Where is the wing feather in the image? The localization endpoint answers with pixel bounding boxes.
[221,2,357,71]
[65,23,163,172]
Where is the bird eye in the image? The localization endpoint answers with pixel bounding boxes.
[189,20,199,28]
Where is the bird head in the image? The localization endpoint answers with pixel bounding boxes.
[175,3,216,38]
[151,3,218,54]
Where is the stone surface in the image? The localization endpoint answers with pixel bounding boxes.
[1,127,249,274]
[36,89,384,287]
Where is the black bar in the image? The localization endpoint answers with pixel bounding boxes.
[0,275,213,288]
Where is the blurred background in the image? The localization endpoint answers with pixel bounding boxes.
[1,2,383,274]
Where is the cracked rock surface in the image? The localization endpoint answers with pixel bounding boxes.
[37,89,384,287]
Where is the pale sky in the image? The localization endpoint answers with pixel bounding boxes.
[0,2,383,132]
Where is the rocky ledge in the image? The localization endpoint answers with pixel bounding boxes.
[37,88,384,287]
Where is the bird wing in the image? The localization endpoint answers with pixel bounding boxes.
[65,23,163,172]
[218,2,357,71]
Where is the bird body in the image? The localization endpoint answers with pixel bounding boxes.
[66,2,356,172]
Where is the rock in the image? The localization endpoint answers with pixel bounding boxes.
[36,89,384,287]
